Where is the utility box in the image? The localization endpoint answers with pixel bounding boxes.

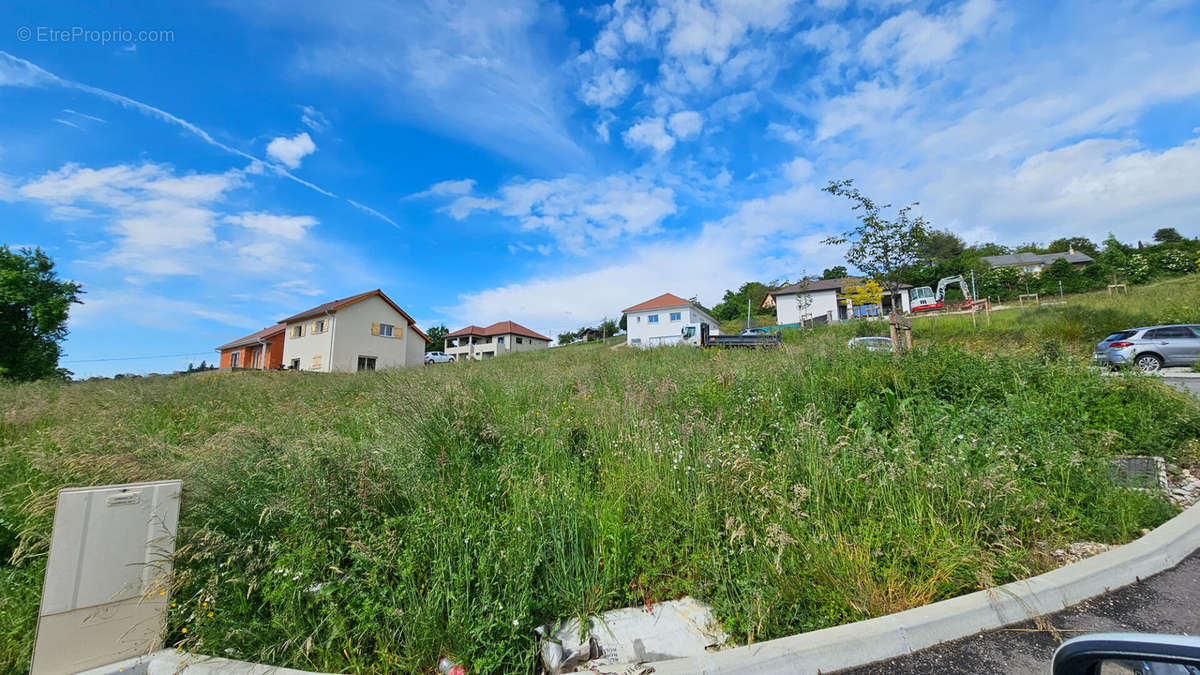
[31,480,182,675]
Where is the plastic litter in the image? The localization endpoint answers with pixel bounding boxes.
[536,597,727,674]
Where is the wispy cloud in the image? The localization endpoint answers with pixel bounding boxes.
[0,51,398,229]
[229,0,586,167]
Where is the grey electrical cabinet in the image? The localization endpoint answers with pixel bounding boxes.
[31,480,182,675]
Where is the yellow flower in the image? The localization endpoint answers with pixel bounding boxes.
[207,612,214,617]
[202,602,208,608]
[181,627,188,634]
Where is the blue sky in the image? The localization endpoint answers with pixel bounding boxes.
[2,0,1199,377]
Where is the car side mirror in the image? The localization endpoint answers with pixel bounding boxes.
[1053,634,1200,675]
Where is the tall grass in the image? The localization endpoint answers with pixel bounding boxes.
[1,286,1199,672]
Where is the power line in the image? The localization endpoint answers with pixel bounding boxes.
[62,353,216,362]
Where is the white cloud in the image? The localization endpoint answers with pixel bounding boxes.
[581,67,637,107]
[300,105,330,132]
[410,178,477,199]
[0,51,399,228]
[861,0,997,72]
[438,173,678,255]
[266,132,317,169]
[227,0,585,167]
[224,212,318,241]
[624,117,676,153]
[667,110,703,139]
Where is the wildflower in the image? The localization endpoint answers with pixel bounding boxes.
[207,612,214,618]
[181,627,188,634]
[512,619,520,627]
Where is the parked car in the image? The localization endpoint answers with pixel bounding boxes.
[424,351,455,364]
[740,327,771,336]
[847,336,893,352]
[1094,325,1200,372]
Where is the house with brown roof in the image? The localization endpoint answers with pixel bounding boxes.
[622,292,720,347]
[217,323,286,370]
[444,321,551,361]
[761,277,912,326]
[278,289,429,371]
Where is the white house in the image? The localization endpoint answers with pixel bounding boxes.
[622,293,721,347]
[280,289,429,372]
[443,320,552,360]
[762,277,912,326]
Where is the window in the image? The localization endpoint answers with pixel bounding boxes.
[631,338,642,344]
[314,319,326,333]
[648,314,659,324]
[636,316,641,323]
[357,356,377,371]
[497,336,505,344]
[311,354,321,370]
[516,337,523,344]
[379,323,394,337]
[291,325,305,338]
[230,352,239,368]
[1146,327,1193,340]
[290,358,300,370]
[669,312,681,322]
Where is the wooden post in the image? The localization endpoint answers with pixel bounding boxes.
[889,315,900,354]
[903,325,913,352]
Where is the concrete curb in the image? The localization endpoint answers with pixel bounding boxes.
[650,501,1200,674]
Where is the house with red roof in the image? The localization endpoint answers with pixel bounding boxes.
[277,289,430,371]
[622,293,720,347]
[444,320,551,361]
[217,323,286,370]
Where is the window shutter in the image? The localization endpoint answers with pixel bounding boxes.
[395,323,403,339]
[371,322,380,336]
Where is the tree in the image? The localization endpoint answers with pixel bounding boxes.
[1045,237,1099,258]
[619,314,627,331]
[597,318,620,338]
[918,229,965,264]
[425,324,449,352]
[821,266,847,280]
[822,179,928,312]
[0,246,83,381]
[711,282,775,321]
[1154,227,1184,243]
[842,279,884,315]
[557,331,576,346]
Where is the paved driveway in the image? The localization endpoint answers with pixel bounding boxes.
[838,551,1200,674]
[1163,376,1200,397]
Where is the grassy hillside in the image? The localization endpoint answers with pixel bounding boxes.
[2,280,1200,673]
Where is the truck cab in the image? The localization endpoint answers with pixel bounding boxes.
[680,322,716,346]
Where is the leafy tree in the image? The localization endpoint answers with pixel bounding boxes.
[842,279,884,310]
[597,318,620,338]
[918,229,965,264]
[557,331,576,346]
[820,266,847,280]
[1045,237,1099,258]
[711,282,775,321]
[1157,249,1192,274]
[0,246,83,381]
[1040,258,1080,294]
[1125,254,1151,283]
[425,324,449,352]
[980,266,1020,300]
[822,179,928,310]
[1154,227,1184,243]
[619,314,627,331]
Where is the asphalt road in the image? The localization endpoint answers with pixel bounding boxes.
[835,551,1200,674]
[1163,376,1200,397]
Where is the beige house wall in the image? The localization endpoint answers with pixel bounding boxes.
[281,295,426,371]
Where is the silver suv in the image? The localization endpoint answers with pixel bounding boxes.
[1094,324,1200,371]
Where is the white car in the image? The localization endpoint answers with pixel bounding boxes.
[424,351,455,364]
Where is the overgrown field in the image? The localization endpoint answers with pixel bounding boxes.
[3,293,1200,673]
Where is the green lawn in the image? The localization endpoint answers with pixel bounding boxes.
[2,279,1200,673]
